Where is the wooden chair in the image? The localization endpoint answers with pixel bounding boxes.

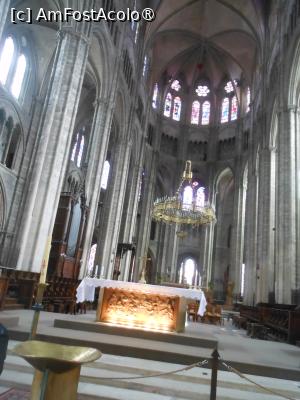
[187,302,200,322]
[212,304,222,325]
[202,303,214,324]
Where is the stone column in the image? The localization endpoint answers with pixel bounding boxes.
[78,98,112,278]
[229,164,246,297]
[95,139,132,279]
[134,145,159,281]
[120,143,145,281]
[0,1,10,41]
[15,15,93,272]
[256,147,276,303]
[276,106,297,303]
[243,168,259,305]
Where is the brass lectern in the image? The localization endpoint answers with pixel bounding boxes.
[13,340,101,400]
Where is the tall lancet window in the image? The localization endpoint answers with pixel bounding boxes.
[201,101,210,125]
[221,97,229,123]
[173,96,181,121]
[11,54,27,99]
[246,87,251,113]
[101,160,110,190]
[191,100,200,124]
[71,127,85,168]
[0,37,14,84]
[182,186,193,210]
[164,93,172,117]
[152,83,158,109]
[196,186,205,208]
[231,96,238,120]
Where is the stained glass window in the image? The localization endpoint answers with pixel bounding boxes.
[171,80,181,91]
[196,85,210,97]
[88,244,97,274]
[101,160,110,189]
[201,101,210,125]
[77,135,85,167]
[224,80,237,93]
[246,87,251,113]
[71,133,78,161]
[152,83,158,109]
[0,37,15,85]
[191,100,200,124]
[196,187,205,208]
[231,96,238,120]
[173,96,181,121]
[164,93,172,117]
[221,97,229,123]
[142,55,148,77]
[182,186,193,210]
[11,54,27,99]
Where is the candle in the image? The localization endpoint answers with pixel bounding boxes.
[39,236,52,283]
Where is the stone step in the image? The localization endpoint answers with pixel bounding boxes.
[1,341,299,400]
[4,297,19,304]
[3,303,24,311]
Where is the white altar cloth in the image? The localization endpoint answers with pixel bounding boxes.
[76,278,207,316]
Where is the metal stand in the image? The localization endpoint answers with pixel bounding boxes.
[29,283,47,340]
[210,348,220,400]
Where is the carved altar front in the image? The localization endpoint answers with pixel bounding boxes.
[99,288,180,331]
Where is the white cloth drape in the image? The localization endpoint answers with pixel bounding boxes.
[76,278,207,316]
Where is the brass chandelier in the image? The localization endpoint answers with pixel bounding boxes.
[152,161,216,227]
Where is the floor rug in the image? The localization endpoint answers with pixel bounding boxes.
[0,389,30,400]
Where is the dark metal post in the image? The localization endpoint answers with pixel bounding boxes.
[210,348,220,400]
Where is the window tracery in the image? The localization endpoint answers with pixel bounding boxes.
[190,83,211,126]
[0,36,28,100]
[221,80,239,123]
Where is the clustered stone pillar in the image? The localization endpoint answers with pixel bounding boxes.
[95,139,132,279]
[256,147,276,303]
[243,165,259,305]
[276,106,297,303]
[229,164,245,297]
[120,146,145,281]
[134,146,159,281]
[15,15,93,272]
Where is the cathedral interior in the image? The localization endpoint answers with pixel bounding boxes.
[0,1,300,399]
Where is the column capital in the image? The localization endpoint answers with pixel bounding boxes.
[92,97,109,109]
[277,104,299,115]
[57,27,91,45]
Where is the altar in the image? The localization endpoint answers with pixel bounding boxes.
[76,278,207,333]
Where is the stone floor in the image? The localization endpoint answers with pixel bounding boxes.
[0,310,299,399]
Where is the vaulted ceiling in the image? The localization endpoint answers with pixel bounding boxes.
[145,0,266,89]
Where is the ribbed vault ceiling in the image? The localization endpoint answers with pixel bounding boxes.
[146,0,266,88]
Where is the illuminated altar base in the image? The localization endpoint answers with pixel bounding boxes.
[99,288,180,332]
